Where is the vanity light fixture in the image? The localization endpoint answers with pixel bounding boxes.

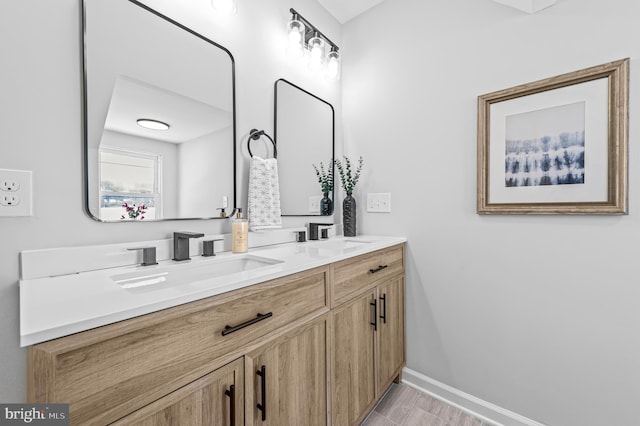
[326,47,341,80]
[211,0,237,16]
[137,118,170,131]
[307,31,325,72]
[286,13,305,58]
[287,8,341,80]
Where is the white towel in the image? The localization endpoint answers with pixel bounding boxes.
[247,156,283,231]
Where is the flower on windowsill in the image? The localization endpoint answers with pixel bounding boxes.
[312,160,334,194]
[121,202,146,220]
[334,156,363,196]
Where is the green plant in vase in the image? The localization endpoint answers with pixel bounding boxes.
[313,160,334,215]
[334,156,363,236]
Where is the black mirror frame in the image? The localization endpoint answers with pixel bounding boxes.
[80,0,237,222]
[274,78,335,216]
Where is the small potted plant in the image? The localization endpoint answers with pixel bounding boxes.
[313,160,334,215]
[334,156,363,236]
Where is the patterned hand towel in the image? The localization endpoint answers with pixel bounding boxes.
[247,156,283,231]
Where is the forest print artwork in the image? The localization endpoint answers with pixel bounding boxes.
[505,102,585,187]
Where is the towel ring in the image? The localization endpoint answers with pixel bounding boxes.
[248,129,277,159]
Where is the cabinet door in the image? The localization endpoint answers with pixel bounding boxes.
[331,291,376,426]
[245,317,327,426]
[112,358,244,426]
[377,276,405,393]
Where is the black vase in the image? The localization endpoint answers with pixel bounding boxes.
[343,194,356,237]
[320,192,332,216]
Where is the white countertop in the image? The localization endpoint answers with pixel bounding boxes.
[20,235,406,347]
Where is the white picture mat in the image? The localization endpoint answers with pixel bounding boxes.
[505,101,585,141]
[489,78,609,204]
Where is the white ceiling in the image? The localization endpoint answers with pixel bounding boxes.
[103,76,231,144]
[491,0,558,13]
[316,0,386,24]
[316,0,558,23]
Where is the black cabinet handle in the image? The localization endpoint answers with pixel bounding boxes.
[370,299,377,331]
[380,294,387,324]
[221,312,273,336]
[369,265,388,274]
[224,384,235,426]
[256,365,267,421]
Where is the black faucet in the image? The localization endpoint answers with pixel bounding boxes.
[127,246,158,266]
[173,232,204,261]
[308,223,333,240]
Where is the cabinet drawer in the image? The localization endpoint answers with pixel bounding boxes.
[29,268,328,425]
[332,245,403,306]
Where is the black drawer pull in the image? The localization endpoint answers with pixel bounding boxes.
[225,384,235,426]
[256,365,267,421]
[380,294,387,324]
[370,299,377,331]
[369,265,388,274]
[221,312,273,336]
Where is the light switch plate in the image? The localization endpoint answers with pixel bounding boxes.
[309,195,323,213]
[0,169,33,217]
[367,192,391,213]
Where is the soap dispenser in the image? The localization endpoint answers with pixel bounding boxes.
[232,208,248,253]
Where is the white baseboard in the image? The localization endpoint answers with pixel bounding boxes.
[402,367,546,426]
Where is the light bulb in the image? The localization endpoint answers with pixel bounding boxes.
[326,49,340,80]
[211,0,237,15]
[288,30,301,44]
[307,33,325,71]
[286,17,305,58]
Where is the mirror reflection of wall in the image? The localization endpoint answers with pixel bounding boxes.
[275,79,335,216]
[83,0,236,222]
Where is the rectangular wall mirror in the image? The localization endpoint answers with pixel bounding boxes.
[82,0,236,222]
[275,79,335,216]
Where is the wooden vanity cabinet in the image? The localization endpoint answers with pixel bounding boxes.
[376,275,405,392]
[245,317,328,426]
[330,290,377,425]
[27,243,405,426]
[332,245,404,307]
[27,266,329,425]
[111,358,244,426]
[330,245,406,426]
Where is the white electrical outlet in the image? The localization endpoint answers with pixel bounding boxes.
[0,169,33,217]
[367,193,391,213]
[1,179,19,191]
[1,194,20,206]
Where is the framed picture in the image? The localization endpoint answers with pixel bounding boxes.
[477,58,629,214]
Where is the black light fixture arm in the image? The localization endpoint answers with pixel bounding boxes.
[289,8,339,52]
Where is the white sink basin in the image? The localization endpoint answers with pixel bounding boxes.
[306,239,372,252]
[111,255,283,289]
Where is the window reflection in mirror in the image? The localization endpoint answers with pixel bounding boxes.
[275,79,335,216]
[99,148,160,220]
[83,0,236,221]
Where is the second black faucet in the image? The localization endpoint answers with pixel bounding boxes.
[308,223,333,240]
[173,232,204,261]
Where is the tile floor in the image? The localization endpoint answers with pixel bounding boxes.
[361,383,494,426]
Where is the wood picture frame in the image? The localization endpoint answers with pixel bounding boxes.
[477,58,629,214]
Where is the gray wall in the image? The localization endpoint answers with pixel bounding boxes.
[0,0,341,402]
[342,0,640,425]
